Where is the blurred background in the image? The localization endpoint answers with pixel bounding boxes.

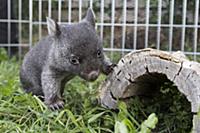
[0,0,199,61]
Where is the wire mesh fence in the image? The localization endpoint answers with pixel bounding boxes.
[0,0,199,61]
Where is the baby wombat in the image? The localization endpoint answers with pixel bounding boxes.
[20,8,114,110]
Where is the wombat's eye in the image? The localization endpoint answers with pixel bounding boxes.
[97,50,102,58]
[69,56,79,65]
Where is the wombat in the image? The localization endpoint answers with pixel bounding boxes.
[20,8,114,110]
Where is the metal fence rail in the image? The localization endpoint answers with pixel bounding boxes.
[0,0,199,60]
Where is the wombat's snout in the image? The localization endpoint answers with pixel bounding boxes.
[88,70,100,81]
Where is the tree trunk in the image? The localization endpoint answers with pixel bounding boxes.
[98,48,200,132]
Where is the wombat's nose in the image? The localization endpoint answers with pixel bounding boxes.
[88,70,99,81]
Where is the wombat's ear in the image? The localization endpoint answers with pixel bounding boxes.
[84,8,96,27]
[46,17,61,36]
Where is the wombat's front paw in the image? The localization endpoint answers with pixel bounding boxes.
[45,99,64,110]
[103,63,117,75]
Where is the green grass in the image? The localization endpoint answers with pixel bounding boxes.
[0,48,194,133]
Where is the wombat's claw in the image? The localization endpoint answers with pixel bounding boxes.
[103,63,117,75]
[110,64,117,69]
[107,64,117,73]
[46,100,64,110]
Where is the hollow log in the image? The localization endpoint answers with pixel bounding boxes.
[98,48,200,132]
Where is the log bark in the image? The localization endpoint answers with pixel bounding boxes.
[98,48,200,132]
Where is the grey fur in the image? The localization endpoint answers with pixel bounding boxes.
[20,8,114,110]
